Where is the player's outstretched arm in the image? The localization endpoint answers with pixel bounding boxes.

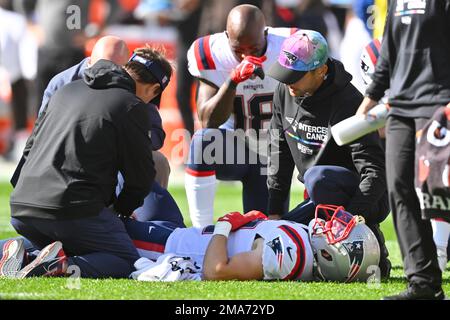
[203,235,263,280]
[202,211,266,280]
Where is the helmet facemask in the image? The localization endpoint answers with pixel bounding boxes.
[309,205,380,283]
[311,205,359,245]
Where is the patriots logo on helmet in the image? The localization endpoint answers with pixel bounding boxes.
[283,50,298,65]
[267,237,284,269]
[342,241,364,282]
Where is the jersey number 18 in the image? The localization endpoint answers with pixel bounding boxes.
[234,93,273,132]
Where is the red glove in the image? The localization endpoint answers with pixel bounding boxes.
[217,210,267,231]
[230,55,267,84]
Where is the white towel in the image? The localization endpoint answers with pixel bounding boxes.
[131,253,202,281]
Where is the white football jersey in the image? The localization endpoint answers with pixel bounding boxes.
[187,27,298,133]
[165,219,314,281]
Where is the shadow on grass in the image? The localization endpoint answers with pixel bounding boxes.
[384,277,407,283]
[391,266,404,271]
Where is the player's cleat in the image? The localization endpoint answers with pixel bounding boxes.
[382,283,446,300]
[0,239,26,278]
[16,241,67,279]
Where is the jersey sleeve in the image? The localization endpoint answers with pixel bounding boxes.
[289,27,299,35]
[187,35,228,88]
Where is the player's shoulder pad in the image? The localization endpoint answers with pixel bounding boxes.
[266,26,300,38]
[264,27,300,62]
[191,34,218,71]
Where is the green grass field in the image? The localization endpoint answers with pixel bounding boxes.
[0,181,448,300]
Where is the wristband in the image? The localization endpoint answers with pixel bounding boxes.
[213,221,232,237]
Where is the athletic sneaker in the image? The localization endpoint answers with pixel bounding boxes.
[16,241,67,279]
[0,239,26,278]
[383,283,446,300]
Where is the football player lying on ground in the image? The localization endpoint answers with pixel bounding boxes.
[0,185,380,282]
[125,205,381,282]
[127,210,316,281]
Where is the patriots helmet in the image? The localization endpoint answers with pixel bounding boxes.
[360,38,382,86]
[308,205,380,282]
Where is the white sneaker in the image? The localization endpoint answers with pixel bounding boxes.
[17,241,67,279]
[0,238,26,278]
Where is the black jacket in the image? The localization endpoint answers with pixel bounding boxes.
[10,60,155,220]
[39,58,166,151]
[366,0,450,117]
[267,59,388,221]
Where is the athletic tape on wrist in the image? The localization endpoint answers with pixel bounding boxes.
[213,221,232,237]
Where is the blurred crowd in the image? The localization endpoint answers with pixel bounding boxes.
[0,0,387,165]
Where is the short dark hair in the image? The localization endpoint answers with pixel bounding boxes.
[124,45,173,86]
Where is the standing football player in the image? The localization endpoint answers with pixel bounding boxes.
[185,4,298,227]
